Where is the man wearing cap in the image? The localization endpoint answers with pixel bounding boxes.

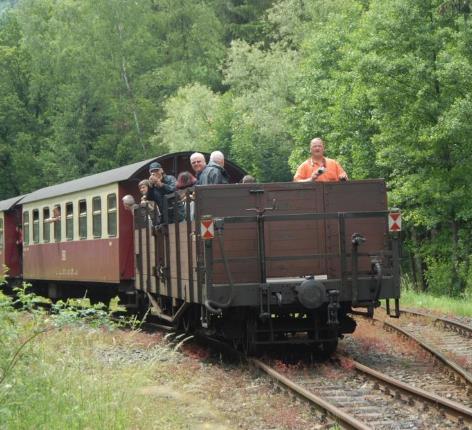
[293,137,348,182]
[147,162,178,215]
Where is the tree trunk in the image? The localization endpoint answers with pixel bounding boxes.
[411,227,427,291]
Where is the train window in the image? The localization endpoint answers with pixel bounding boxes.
[32,209,39,243]
[65,202,73,240]
[92,197,101,238]
[42,208,50,243]
[23,211,29,245]
[0,218,3,251]
[79,200,87,239]
[107,193,117,237]
[53,205,61,242]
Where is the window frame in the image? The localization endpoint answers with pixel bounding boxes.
[23,211,30,245]
[42,207,50,243]
[65,202,74,241]
[92,196,102,239]
[53,204,61,243]
[107,193,117,237]
[32,209,40,244]
[78,199,87,240]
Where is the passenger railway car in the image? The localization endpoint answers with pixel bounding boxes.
[0,152,401,354]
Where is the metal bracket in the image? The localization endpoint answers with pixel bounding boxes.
[327,289,340,326]
[386,298,400,318]
[259,283,271,319]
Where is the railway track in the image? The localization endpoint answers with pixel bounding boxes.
[366,309,472,385]
[141,319,472,428]
[251,357,472,429]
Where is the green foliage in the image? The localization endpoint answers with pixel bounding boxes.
[156,83,224,153]
[2,0,472,296]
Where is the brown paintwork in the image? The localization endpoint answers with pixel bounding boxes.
[1,209,22,278]
[195,180,388,285]
[118,182,137,280]
[23,238,120,283]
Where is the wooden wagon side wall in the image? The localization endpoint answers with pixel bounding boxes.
[195,180,388,285]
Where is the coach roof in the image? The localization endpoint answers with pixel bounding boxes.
[0,195,25,211]
[21,157,158,204]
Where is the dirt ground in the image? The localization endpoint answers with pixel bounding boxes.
[96,328,331,430]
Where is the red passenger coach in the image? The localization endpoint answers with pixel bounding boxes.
[18,152,245,302]
[0,196,24,279]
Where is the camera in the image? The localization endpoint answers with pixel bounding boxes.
[317,166,326,175]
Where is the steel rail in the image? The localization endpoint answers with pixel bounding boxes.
[381,318,472,386]
[250,358,371,430]
[352,359,472,423]
[397,308,472,337]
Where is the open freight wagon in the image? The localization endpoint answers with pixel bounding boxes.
[133,179,401,354]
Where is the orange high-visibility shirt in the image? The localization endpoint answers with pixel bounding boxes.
[293,157,347,182]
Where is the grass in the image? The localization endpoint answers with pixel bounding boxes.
[399,277,472,318]
[0,286,205,430]
[0,323,191,430]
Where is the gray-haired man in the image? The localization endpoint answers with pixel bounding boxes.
[197,151,229,185]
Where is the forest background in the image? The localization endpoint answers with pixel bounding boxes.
[0,0,471,298]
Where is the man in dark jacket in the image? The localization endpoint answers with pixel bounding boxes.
[147,161,184,222]
[197,151,229,185]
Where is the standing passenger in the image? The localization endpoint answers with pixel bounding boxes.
[190,152,207,183]
[293,138,348,182]
[176,171,197,220]
[197,151,229,185]
[241,175,256,184]
[147,162,177,212]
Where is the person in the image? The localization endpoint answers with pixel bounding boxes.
[293,137,348,183]
[176,171,197,190]
[147,161,184,223]
[176,171,197,220]
[241,175,256,184]
[122,194,138,211]
[197,151,229,185]
[190,152,207,183]
[147,162,176,211]
[45,205,61,223]
[138,179,153,203]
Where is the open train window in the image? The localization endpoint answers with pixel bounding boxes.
[23,211,29,245]
[0,218,3,251]
[65,202,73,240]
[92,197,101,238]
[107,193,117,237]
[42,207,50,243]
[32,209,39,243]
[53,205,61,242]
[79,200,87,239]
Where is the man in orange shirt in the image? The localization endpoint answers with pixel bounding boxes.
[293,137,348,182]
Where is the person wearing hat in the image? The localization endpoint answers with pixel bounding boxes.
[147,161,184,222]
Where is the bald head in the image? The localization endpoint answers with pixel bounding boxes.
[190,152,206,174]
[310,137,325,159]
[210,150,225,167]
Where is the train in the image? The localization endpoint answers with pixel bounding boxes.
[0,151,401,354]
